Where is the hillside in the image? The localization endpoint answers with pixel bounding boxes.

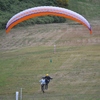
[0,0,68,29]
[0,0,100,50]
[0,21,100,51]
[0,0,100,100]
[0,22,100,100]
[0,0,100,30]
[68,0,100,20]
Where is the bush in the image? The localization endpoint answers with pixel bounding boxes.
[56,0,69,7]
[0,0,67,30]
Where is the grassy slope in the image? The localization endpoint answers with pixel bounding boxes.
[0,45,100,100]
[68,0,100,20]
[0,0,100,100]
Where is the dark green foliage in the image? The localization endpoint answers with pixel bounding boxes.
[0,0,11,11]
[0,0,100,30]
[56,0,69,7]
[0,0,68,30]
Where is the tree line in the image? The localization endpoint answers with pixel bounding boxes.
[0,0,69,30]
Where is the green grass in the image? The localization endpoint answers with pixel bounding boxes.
[68,0,100,20]
[0,45,100,100]
[0,0,100,99]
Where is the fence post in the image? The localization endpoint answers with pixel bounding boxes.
[16,91,19,100]
[54,44,56,53]
[20,88,22,100]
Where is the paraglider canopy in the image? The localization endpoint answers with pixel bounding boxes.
[6,6,92,34]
